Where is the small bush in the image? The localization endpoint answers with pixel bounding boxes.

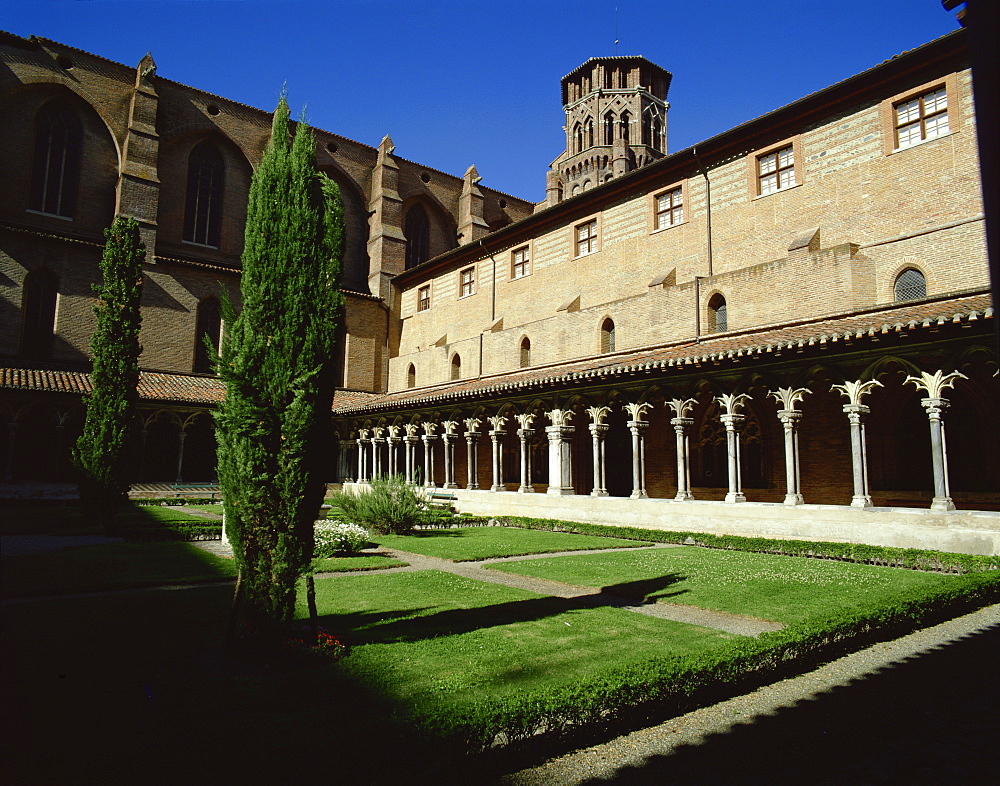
[329,476,428,535]
[314,520,371,556]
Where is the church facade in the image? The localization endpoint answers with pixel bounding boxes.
[1,29,997,551]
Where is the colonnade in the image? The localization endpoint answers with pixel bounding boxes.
[338,370,967,511]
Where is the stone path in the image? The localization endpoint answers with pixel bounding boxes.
[320,543,784,637]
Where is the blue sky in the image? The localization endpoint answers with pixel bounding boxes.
[4,0,961,202]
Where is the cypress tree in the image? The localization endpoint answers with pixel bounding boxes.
[73,215,145,527]
[214,96,344,648]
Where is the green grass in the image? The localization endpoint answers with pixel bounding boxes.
[487,547,958,624]
[373,526,652,561]
[310,570,733,711]
[1,541,237,597]
[178,504,225,517]
[314,554,408,572]
[0,502,216,535]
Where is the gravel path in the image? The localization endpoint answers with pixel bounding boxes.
[501,603,1000,784]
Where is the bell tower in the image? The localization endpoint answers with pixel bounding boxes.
[546,56,671,206]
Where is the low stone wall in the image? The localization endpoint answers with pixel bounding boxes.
[418,487,1000,556]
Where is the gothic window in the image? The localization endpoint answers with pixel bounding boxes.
[895,87,949,149]
[184,142,225,247]
[604,112,615,145]
[586,118,594,149]
[758,145,795,195]
[404,204,430,269]
[619,111,631,144]
[451,353,461,381]
[652,118,662,152]
[708,293,727,333]
[520,336,531,368]
[20,269,58,360]
[29,101,83,218]
[574,123,583,154]
[193,296,222,373]
[893,268,927,302]
[406,364,416,389]
[600,318,615,353]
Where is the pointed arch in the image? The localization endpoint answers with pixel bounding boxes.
[29,100,83,218]
[404,203,430,269]
[519,336,531,368]
[184,140,225,247]
[406,363,416,389]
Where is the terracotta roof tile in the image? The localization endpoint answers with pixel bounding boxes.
[0,367,226,405]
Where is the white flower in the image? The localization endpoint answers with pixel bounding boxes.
[314,520,370,556]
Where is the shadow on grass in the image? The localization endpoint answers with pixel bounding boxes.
[325,573,688,645]
[570,622,1000,784]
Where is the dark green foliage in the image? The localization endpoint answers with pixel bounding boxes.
[213,96,344,646]
[329,475,428,534]
[72,215,144,526]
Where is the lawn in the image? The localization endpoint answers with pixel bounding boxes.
[314,553,408,572]
[373,526,652,561]
[487,546,958,624]
[0,502,217,535]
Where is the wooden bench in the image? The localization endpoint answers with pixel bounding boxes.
[170,483,220,500]
[425,489,457,510]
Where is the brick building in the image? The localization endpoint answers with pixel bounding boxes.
[2,29,997,550]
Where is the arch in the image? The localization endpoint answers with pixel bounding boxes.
[404,203,430,269]
[708,292,728,333]
[193,295,222,373]
[29,99,83,218]
[600,317,616,353]
[20,269,59,360]
[586,118,594,149]
[450,353,462,381]
[406,363,416,389]
[619,111,631,144]
[893,267,927,302]
[604,111,615,145]
[652,117,662,152]
[184,140,225,247]
[520,336,531,368]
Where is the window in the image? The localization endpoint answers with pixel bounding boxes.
[417,285,430,312]
[406,364,416,389]
[655,187,683,229]
[459,266,475,298]
[604,112,615,145]
[184,142,225,247]
[600,318,615,353]
[894,268,927,302]
[193,296,222,373]
[520,337,531,368]
[404,204,430,269]
[619,111,631,144]
[29,101,82,218]
[895,87,949,149]
[511,246,530,279]
[576,219,598,256]
[20,269,58,360]
[708,293,727,333]
[758,145,795,195]
[451,354,461,380]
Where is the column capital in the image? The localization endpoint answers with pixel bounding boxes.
[777,409,803,426]
[545,424,575,439]
[588,422,610,436]
[517,428,535,439]
[719,413,745,430]
[919,397,950,419]
[670,416,694,430]
[626,419,650,433]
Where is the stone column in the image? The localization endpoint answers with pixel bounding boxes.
[339,439,355,482]
[667,398,697,501]
[905,370,967,512]
[463,418,481,489]
[625,402,652,499]
[356,429,369,483]
[487,415,507,492]
[421,422,438,489]
[175,429,188,483]
[832,380,882,508]
[403,424,419,485]
[545,409,575,496]
[515,413,536,493]
[441,421,459,489]
[770,387,810,506]
[386,426,401,477]
[371,427,384,479]
[586,406,610,497]
[716,394,751,504]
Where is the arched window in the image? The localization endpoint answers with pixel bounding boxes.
[894,268,927,302]
[619,111,631,144]
[184,142,225,247]
[586,118,594,149]
[406,364,416,389]
[193,296,222,373]
[604,112,615,145]
[520,337,531,368]
[708,293,727,333]
[450,354,461,381]
[601,318,616,353]
[29,101,83,218]
[652,118,662,152]
[20,269,59,360]
[404,204,430,269]
[573,123,583,154]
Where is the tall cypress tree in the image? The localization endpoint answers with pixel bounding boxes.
[73,215,145,526]
[214,97,344,647]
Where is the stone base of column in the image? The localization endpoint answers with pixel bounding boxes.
[851,495,872,508]
[591,489,609,497]
[518,485,535,493]
[724,491,746,503]
[783,494,804,506]
[467,482,479,490]
[490,483,505,492]
[547,487,574,496]
[931,496,956,511]
[444,482,459,489]
[674,491,693,501]
[630,490,649,499]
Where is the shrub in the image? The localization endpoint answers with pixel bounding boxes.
[314,520,370,556]
[329,476,427,535]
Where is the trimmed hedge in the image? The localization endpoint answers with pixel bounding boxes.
[132,498,222,507]
[121,524,222,542]
[408,568,1000,754]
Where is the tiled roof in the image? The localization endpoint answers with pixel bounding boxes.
[0,367,225,405]
[331,292,995,415]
